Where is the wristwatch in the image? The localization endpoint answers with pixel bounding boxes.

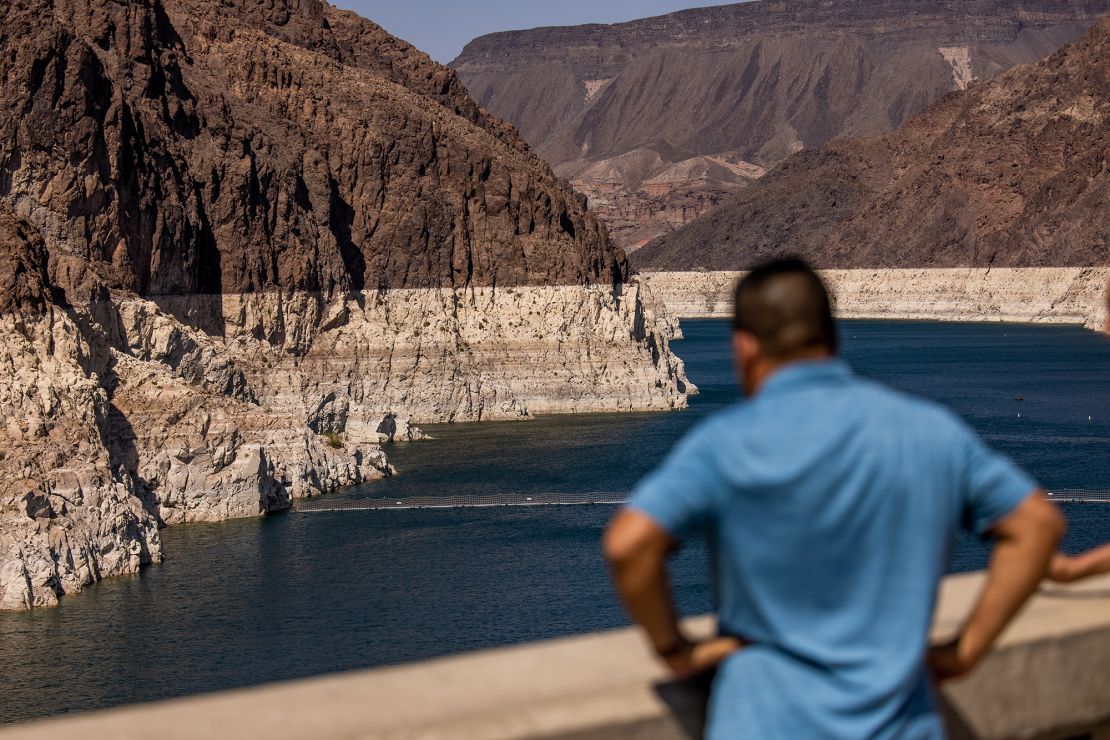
[656,634,691,658]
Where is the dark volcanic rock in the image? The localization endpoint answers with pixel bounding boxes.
[0,0,690,610]
[452,0,1110,249]
[0,0,626,303]
[634,16,1110,270]
[0,205,60,316]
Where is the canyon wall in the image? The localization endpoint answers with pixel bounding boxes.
[642,269,1110,331]
[0,0,688,610]
[635,16,1110,271]
[139,281,690,428]
[453,0,1110,249]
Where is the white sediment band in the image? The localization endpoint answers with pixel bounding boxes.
[137,279,691,425]
[0,278,691,610]
[641,268,1110,331]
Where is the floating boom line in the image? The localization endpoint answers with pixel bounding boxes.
[1047,489,1110,503]
[292,489,1110,513]
[293,492,626,512]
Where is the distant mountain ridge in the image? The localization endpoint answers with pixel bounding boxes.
[452,0,1110,249]
[633,14,1110,270]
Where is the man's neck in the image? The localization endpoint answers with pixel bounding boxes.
[748,351,836,396]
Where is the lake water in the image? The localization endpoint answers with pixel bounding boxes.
[2,320,1109,724]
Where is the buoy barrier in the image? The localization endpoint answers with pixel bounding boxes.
[293,492,626,512]
[1046,489,1110,503]
[292,489,1110,513]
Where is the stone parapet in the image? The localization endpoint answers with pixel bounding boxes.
[2,572,1108,739]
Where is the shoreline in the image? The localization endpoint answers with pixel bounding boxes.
[640,268,1110,331]
[0,279,692,612]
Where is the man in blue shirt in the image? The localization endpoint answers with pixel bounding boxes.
[604,259,1065,739]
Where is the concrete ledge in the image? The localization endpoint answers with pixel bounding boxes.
[937,574,1110,740]
[2,573,1109,739]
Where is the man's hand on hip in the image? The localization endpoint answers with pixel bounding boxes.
[662,636,745,680]
[926,637,977,683]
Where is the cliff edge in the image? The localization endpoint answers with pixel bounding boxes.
[0,0,689,609]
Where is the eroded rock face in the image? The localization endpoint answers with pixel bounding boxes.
[0,0,689,609]
[144,281,691,428]
[1,0,626,301]
[0,207,394,608]
[106,343,393,526]
[634,16,1110,270]
[0,306,161,610]
[452,0,1110,249]
[0,208,160,609]
[640,269,1110,331]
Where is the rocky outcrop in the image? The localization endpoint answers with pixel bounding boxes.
[559,149,766,252]
[0,0,689,609]
[0,206,393,608]
[452,0,1110,249]
[140,281,691,429]
[634,16,1110,271]
[0,304,161,610]
[641,269,1110,331]
[0,206,159,609]
[1,0,626,300]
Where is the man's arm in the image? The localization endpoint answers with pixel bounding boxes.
[1049,543,1110,583]
[929,491,1065,681]
[604,508,742,678]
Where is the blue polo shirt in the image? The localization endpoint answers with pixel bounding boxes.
[629,359,1036,740]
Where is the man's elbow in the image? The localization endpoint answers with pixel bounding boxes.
[603,520,640,568]
[990,492,1066,551]
[1026,491,1067,547]
[603,509,670,569]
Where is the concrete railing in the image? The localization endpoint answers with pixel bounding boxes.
[2,572,1109,740]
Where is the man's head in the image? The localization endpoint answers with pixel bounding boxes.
[732,259,838,395]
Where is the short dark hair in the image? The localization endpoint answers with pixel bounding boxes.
[733,258,838,359]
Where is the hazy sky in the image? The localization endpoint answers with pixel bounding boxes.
[333,1,740,63]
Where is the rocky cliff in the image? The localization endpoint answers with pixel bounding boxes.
[0,0,689,609]
[641,269,1110,331]
[452,0,1110,250]
[634,15,1110,270]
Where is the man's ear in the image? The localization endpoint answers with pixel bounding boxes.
[732,330,760,363]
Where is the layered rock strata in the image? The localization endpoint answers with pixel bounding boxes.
[0,0,689,610]
[453,0,1110,249]
[0,204,394,608]
[635,16,1110,271]
[139,281,690,427]
[641,269,1110,331]
[557,149,766,251]
[0,305,162,610]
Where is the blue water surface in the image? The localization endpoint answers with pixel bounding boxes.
[1,320,1108,724]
